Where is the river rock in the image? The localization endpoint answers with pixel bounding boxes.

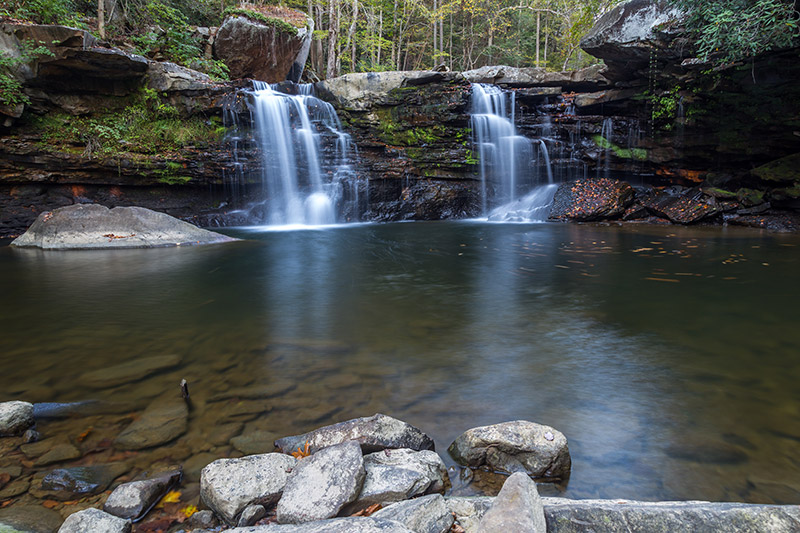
[477,472,546,533]
[0,504,63,533]
[200,453,296,525]
[226,516,415,532]
[549,179,634,221]
[448,421,571,480]
[275,414,435,455]
[276,440,365,524]
[57,508,131,533]
[11,204,238,250]
[213,11,312,83]
[579,0,684,80]
[115,395,188,450]
[103,468,182,521]
[644,191,720,224]
[372,494,454,533]
[78,355,181,389]
[187,509,219,529]
[348,449,448,511]
[445,497,494,532]
[238,504,267,527]
[0,400,34,436]
[231,430,280,455]
[39,463,129,500]
[32,443,81,466]
[541,498,800,532]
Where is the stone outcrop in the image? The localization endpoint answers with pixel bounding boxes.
[548,179,635,221]
[462,64,612,91]
[448,421,571,480]
[11,204,237,249]
[213,10,312,83]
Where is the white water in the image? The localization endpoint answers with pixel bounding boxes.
[471,84,555,222]
[248,82,358,226]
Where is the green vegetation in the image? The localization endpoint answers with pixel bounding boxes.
[157,162,193,184]
[28,88,223,157]
[592,134,647,160]
[673,0,800,64]
[224,7,303,33]
[0,41,54,107]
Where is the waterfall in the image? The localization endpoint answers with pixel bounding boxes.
[597,118,613,179]
[245,81,358,226]
[471,83,555,222]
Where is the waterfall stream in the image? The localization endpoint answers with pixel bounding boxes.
[471,84,555,222]
[246,82,359,226]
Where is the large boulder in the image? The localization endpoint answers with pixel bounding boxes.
[0,401,34,436]
[11,204,237,250]
[448,421,570,480]
[103,469,182,521]
[274,414,435,455]
[213,9,312,83]
[317,71,458,111]
[57,508,131,533]
[200,453,296,525]
[579,0,684,80]
[644,191,720,224]
[478,472,546,533]
[277,441,366,524]
[372,494,454,533]
[548,179,634,221]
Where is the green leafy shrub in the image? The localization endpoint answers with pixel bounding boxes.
[0,41,55,107]
[4,0,90,27]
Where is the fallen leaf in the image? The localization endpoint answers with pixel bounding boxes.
[155,490,181,508]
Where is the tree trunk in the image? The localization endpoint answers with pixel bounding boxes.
[327,0,339,78]
[98,0,105,39]
[377,8,383,65]
[432,0,437,65]
[535,11,540,67]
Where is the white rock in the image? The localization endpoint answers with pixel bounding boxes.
[58,508,131,533]
[0,401,34,437]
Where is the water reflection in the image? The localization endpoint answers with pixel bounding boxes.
[0,222,799,504]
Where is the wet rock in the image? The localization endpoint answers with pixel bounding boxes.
[0,477,31,499]
[372,494,454,533]
[187,509,219,529]
[549,179,634,221]
[200,453,296,525]
[230,516,415,532]
[448,421,570,480]
[580,0,684,80]
[213,11,312,83]
[103,469,182,521]
[751,153,800,183]
[23,428,41,443]
[184,452,221,482]
[238,504,267,527]
[277,440,365,524]
[445,497,494,532]
[231,430,280,455]
[644,193,720,224]
[726,213,800,232]
[32,443,81,467]
[38,463,128,500]
[0,504,64,533]
[11,204,238,250]
[477,472,546,532]
[78,355,181,389]
[348,449,448,511]
[115,395,188,450]
[275,414,435,455]
[665,441,748,465]
[209,382,296,402]
[541,498,800,532]
[57,508,131,533]
[0,400,34,436]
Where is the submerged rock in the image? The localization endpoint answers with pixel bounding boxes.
[0,504,64,533]
[57,508,131,533]
[200,453,296,525]
[39,463,129,500]
[277,440,365,524]
[103,468,182,521]
[548,179,634,221]
[115,395,188,450]
[372,494,454,533]
[0,401,34,436]
[78,355,181,389]
[478,472,546,533]
[274,414,435,455]
[448,421,571,480]
[11,204,238,250]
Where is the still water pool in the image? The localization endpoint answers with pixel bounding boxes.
[1,221,799,503]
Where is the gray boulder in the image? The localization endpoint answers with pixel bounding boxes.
[146,61,214,92]
[461,64,611,91]
[238,504,267,527]
[275,414,435,455]
[445,497,494,533]
[78,355,181,389]
[277,440,365,524]
[213,12,312,83]
[103,468,182,521]
[541,498,800,532]
[57,508,131,533]
[224,516,414,532]
[115,395,188,450]
[349,449,448,511]
[579,0,684,79]
[372,494,454,533]
[316,71,460,111]
[477,472,546,533]
[200,453,296,525]
[0,401,34,436]
[11,204,237,250]
[448,420,570,480]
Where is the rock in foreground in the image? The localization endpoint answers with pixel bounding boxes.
[548,179,634,221]
[11,204,237,250]
[478,472,546,532]
[103,469,182,521]
[0,401,35,436]
[274,413,435,455]
[57,508,131,533]
[448,420,571,480]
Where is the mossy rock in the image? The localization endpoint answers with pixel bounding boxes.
[751,153,800,183]
[737,188,766,207]
[770,184,800,201]
[702,187,738,199]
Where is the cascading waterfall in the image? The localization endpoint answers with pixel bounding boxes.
[471,83,555,222]
[597,118,613,179]
[246,81,359,226]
